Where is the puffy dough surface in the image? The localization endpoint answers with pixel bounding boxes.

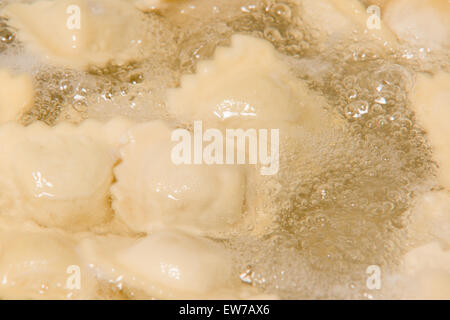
[411,72,450,190]
[301,0,397,47]
[167,34,330,130]
[3,0,151,69]
[384,0,450,50]
[78,230,253,299]
[402,242,450,299]
[0,69,34,123]
[0,228,96,299]
[409,190,450,246]
[0,118,132,231]
[112,121,245,236]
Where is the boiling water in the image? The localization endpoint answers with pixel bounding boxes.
[0,0,448,299]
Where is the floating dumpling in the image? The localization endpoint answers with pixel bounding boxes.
[78,230,259,299]
[411,72,450,190]
[409,191,450,246]
[383,0,450,50]
[402,242,450,299]
[301,0,398,48]
[111,121,245,236]
[0,118,132,231]
[0,228,96,299]
[0,70,34,123]
[134,0,174,12]
[3,0,151,69]
[167,34,331,130]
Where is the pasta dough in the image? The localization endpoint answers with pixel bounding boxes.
[167,34,330,130]
[301,0,398,48]
[0,228,96,299]
[78,230,257,299]
[384,0,450,50]
[0,118,132,231]
[0,70,34,123]
[112,121,245,236]
[402,242,450,299]
[411,72,450,190]
[3,0,151,69]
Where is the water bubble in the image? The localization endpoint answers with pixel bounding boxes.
[129,73,144,84]
[271,3,292,20]
[344,100,370,120]
[263,26,283,42]
[0,28,14,44]
[374,64,413,91]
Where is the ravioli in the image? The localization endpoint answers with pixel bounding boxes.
[0,228,96,299]
[301,0,398,48]
[134,0,174,12]
[409,191,450,246]
[0,118,132,231]
[411,72,450,190]
[78,230,260,299]
[3,0,151,69]
[167,34,330,130]
[0,70,34,123]
[402,242,450,299]
[383,0,450,50]
[111,121,245,236]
